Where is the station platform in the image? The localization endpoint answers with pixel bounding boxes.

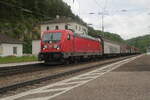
[0,61,42,68]
[2,54,150,100]
[50,54,150,100]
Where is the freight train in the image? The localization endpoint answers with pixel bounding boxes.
[38,30,139,63]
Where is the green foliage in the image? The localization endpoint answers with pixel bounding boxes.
[0,0,75,53]
[0,56,37,64]
[126,35,150,53]
[0,0,89,54]
[88,26,124,43]
[1,0,141,54]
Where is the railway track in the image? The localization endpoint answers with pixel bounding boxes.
[0,57,113,77]
[0,63,47,77]
[0,55,136,94]
[0,60,98,77]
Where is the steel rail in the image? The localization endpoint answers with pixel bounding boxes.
[0,56,135,94]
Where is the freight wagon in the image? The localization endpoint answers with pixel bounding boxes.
[102,38,121,57]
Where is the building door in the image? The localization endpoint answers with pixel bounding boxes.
[13,47,17,55]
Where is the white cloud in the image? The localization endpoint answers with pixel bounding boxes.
[63,0,150,39]
[129,0,150,8]
[104,12,150,39]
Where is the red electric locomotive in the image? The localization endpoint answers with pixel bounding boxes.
[38,30,103,63]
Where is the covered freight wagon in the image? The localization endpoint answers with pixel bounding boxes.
[120,44,131,55]
[102,38,121,56]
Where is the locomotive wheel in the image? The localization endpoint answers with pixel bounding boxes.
[61,58,71,65]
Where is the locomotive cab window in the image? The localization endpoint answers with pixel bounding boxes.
[42,32,62,43]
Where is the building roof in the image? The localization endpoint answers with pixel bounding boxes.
[0,34,23,44]
[41,17,87,27]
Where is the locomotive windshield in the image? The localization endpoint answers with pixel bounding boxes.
[42,32,61,43]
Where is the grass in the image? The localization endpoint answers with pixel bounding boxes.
[0,56,38,64]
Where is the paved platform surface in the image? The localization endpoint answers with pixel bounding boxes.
[0,61,42,68]
[1,55,150,100]
[51,55,150,100]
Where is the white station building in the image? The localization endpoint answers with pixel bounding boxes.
[32,16,88,55]
[147,46,150,55]
[0,34,23,57]
[40,16,88,35]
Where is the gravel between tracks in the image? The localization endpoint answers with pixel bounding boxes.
[0,59,111,88]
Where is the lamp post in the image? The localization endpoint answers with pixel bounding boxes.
[101,12,104,32]
[89,12,107,32]
[89,9,129,32]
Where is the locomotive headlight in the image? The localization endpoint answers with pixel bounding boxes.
[56,46,60,50]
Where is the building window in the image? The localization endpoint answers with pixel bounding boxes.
[46,26,49,30]
[82,28,84,31]
[13,47,17,55]
[0,46,3,55]
[79,26,81,31]
[85,29,87,32]
[65,25,68,29]
[76,25,78,30]
[55,26,59,30]
[83,28,86,32]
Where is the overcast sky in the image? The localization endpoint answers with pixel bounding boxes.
[63,0,150,40]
